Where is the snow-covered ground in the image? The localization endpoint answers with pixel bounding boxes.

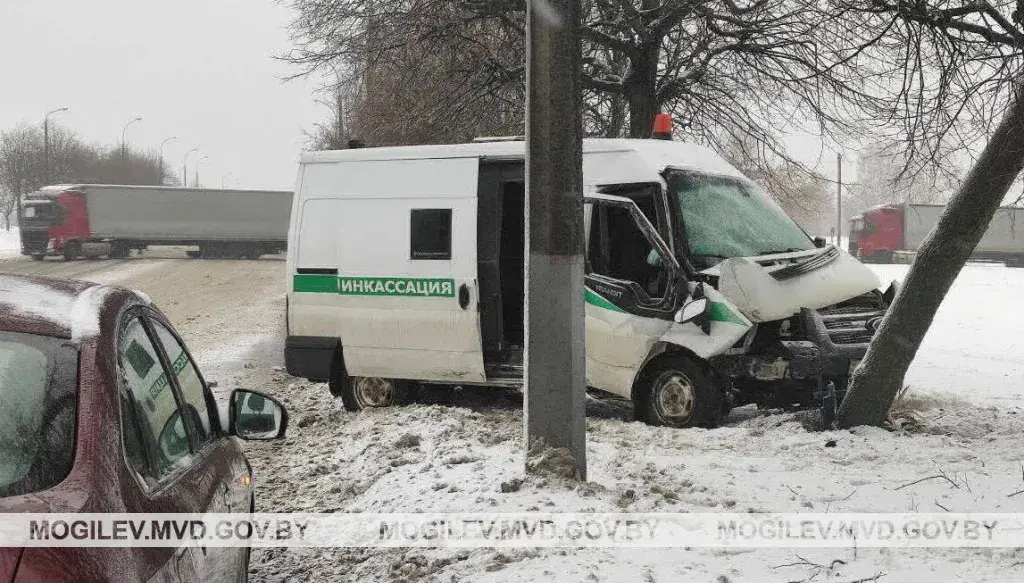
[5,254,1022,582]
[870,263,1024,406]
[0,227,20,258]
[242,260,1024,583]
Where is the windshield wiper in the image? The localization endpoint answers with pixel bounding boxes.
[759,247,814,255]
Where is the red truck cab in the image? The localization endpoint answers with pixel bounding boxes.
[849,204,903,263]
[19,187,92,260]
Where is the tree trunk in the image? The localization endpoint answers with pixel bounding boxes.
[624,41,659,138]
[607,94,626,138]
[837,85,1024,428]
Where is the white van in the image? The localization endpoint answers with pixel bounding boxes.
[284,138,895,427]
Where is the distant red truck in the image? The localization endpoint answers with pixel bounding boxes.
[19,184,292,261]
[849,203,1024,266]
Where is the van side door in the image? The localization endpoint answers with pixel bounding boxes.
[289,157,488,383]
[583,193,684,396]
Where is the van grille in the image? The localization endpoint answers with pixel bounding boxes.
[818,305,886,346]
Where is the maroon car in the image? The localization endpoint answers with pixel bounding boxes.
[0,273,287,582]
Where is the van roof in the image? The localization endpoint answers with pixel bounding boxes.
[300,138,745,179]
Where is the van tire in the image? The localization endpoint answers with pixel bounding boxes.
[634,354,724,429]
[339,377,411,411]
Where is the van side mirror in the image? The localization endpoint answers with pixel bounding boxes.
[813,237,827,248]
[674,297,711,335]
[229,389,288,440]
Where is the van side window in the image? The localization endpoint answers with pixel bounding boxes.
[587,204,668,299]
[410,209,452,260]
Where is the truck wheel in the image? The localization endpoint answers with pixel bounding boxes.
[244,247,262,260]
[634,354,724,429]
[186,250,203,259]
[62,241,80,261]
[30,254,45,261]
[109,243,129,259]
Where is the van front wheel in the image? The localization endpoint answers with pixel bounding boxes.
[635,355,723,428]
[339,376,411,411]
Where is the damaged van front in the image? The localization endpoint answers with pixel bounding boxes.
[660,167,894,422]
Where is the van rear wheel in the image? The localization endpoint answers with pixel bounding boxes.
[635,354,723,428]
[339,376,411,411]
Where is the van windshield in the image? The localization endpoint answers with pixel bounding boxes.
[666,169,814,267]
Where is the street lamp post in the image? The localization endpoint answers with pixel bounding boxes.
[43,107,69,185]
[159,137,178,183]
[183,148,199,187]
[222,172,235,188]
[194,156,209,189]
[121,116,143,164]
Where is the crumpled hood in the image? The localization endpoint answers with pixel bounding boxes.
[710,249,881,322]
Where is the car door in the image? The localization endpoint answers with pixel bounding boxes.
[143,313,253,580]
[116,310,243,583]
[290,157,487,382]
[583,193,684,397]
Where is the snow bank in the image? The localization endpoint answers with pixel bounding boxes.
[246,381,1024,583]
[0,228,20,258]
[869,263,1024,406]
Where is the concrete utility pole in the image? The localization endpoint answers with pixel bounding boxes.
[836,153,843,247]
[43,107,69,185]
[524,0,587,479]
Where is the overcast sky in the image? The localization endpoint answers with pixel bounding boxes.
[0,0,323,191]
[0,0,875,197]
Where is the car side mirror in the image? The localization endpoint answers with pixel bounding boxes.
[229,389,288,440]
[813,237,827,248]
[674,297,711,335]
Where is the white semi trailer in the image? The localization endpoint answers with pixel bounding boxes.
[19,185,293,260]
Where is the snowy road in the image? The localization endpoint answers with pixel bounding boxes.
[2,254,1023,582]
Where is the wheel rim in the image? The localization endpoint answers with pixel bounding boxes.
[653,371,696,423]
[353,377,395,408]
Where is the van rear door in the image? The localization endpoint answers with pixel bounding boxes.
[290,157,487,383]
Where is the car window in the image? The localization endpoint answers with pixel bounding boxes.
[148,319,216,445]
[0,332,77,498]
[119,317,191,482]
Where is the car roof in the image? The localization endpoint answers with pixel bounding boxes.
[0,273,129,341]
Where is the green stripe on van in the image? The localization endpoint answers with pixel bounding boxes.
[710,301,747,326]
[293,274,339,293]
[292,275,455,297]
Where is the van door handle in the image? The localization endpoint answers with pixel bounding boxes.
[458,284,470,309]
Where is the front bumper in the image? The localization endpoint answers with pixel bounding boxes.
[710,304,884,407]
[20,229,52,256]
